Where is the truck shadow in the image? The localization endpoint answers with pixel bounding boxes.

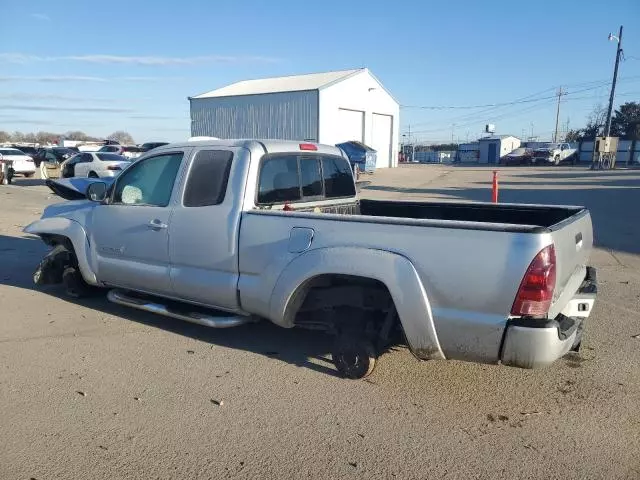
[0,235,353,378]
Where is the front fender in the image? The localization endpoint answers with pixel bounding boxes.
[269,247,444,360]
[23,217,98,286]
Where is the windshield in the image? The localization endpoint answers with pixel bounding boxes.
[97,153,128,162]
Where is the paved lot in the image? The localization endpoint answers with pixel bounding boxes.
[1,165,639,479]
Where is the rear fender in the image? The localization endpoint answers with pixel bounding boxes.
[269,247,444,360]
[23,217,98,286]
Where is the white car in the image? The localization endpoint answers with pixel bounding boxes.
[97,144,144,160]
[0,148,36,177]
[60,152,132,179]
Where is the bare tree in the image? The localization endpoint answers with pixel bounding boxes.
[582,104,607,139]
[0,131,11,143]
[64,131,89,141]
[107,131,135,145]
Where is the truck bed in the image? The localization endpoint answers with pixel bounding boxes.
[358,199,585,232]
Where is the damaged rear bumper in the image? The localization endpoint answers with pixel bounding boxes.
[501,267,597,369]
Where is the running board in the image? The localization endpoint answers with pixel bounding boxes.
[107,289,253,328]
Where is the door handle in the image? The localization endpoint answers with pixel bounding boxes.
[147,219,168,230]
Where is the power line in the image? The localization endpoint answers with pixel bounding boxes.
[400,75,640,112]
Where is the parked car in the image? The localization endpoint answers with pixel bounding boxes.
[10,145,39,158]
[532,143,577,165]
[59,152,131,178]
[0,147,36,177]
[501,147,533,166]
[25,139,597,379]
[97,145,144,159]
[140,142,169,152]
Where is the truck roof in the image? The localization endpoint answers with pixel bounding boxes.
[161,139,345,157]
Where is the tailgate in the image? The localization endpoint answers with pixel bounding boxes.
[548,209,593,317]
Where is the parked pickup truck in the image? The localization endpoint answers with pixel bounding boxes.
[24,139,597,379]
[532,142,577,165]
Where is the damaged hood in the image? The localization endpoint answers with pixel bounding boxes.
[45,177,115,201]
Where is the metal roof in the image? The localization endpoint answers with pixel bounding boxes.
[191,68,365,99]
[479,135,520,141]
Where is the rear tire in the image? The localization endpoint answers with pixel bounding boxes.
[88,171,99,178]
[331,336,377,379]
[23,172,34,178]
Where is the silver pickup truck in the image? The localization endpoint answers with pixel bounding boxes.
[25,139,597,379]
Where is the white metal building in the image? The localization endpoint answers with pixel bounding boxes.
[189,68,400,168]
[478,135,521,164]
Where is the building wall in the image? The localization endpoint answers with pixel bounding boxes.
[500,137,521,156]
[479,137,520,163]
[318,71,400,167]
[579,139,640,164]
[190,90,319,141]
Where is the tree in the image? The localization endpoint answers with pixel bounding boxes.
[565,129,583,142]
[611,101,640,139]
[64,130,89,141]
[107,131,135,145]
[582,104,606,139]
[35,131,59,145]
[11,131,25,142]
[0,131,10,143]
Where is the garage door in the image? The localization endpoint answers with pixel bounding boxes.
[371,113,393,168]
[336,109,364,143]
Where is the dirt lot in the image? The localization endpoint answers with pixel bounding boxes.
[1,165,639,479]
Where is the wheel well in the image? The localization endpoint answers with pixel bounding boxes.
[40,233,74,250]
[291,274,400,339]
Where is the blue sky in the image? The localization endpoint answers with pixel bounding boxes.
[1,0,639,144]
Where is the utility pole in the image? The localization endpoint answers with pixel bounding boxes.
[604,25,623,138]
[553,86,565,143]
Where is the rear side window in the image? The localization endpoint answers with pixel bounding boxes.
[322,157,356,198]
[183,150,233,207]
[257,154,354,205]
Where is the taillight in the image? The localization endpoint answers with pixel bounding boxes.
[511,245,556,317]
[107,165,121,171]
[299,143,317,151]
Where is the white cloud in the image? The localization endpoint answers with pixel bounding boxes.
[30,13,50,21]
[0,76,167,83]
[127,115,177,120]
[0,75,108,83]
[0,53,281,65]
[0,104,134,113]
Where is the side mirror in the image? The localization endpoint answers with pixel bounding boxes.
[87,181,108,202]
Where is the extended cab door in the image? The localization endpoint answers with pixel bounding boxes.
[168,148,242,311]
[90,150,187,295]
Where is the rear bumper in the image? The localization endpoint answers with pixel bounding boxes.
[501,266,597,369]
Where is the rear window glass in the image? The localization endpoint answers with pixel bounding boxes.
[257,154,354,205]
[322,157,356,198]
[258,156,300,204]
[97,153,127,162]
[124,146,143,152]
[0,149,25,156]
[300,157,323,197]
[183,150,233,207]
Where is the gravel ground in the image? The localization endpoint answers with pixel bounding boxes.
[1,165,639,480]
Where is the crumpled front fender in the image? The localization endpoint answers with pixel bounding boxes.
[23,217,98,286]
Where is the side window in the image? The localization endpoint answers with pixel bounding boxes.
[112,152,183,207]
[300,157,322,197]
[322,157,356,198]
[258,156,300,204]
[183,150,233,207]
